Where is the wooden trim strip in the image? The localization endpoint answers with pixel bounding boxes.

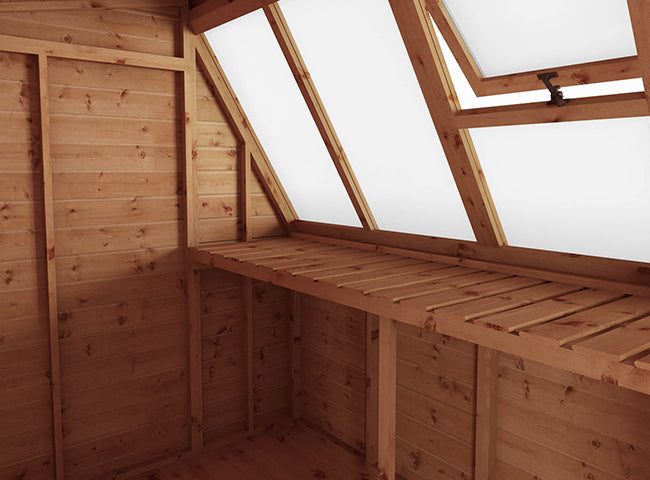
[388,0,506,247]
[0,0,187,12]
[195,35,297,228]
[264,3,378,231]
[239,142,252,241]
[290,291,302,420]
[243,276,255,432]
[628,0,650,114]
[365,313,379,465]
[0,33,188,71]
[378,315,397,480]
[474,346,499,480]
[455,92,649,129]
[189,0,277,34]
[290,222,650,297]
[38,53,65,480]
[182,9,203,453]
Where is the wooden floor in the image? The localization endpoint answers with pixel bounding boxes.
[130,421,376,480]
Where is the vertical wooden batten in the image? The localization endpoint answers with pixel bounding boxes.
[239,142,252,242]
[182,7,203,453]
[263,3,377,231]
[475,346,500,480]
[388,0,506,247]
[289,291,302,420]
[38,53,65,480]
[378,315,397,480]
[195,36,297,230]
[365,313,379,465]
[243,277,255,433]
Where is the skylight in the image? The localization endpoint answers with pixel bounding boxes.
[470,117,650,262]
[279,0,475,240]
[205,10,361,227]
[442,0,638,78]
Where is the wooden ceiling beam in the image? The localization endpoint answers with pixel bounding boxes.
[0,0,187,11]
[455,92,649,129]
[388,0,506,247]
[189,0,276,34]
[195,35,298,228]
[263,3,378,231]
[427,0,641,96]
[627,0,650,113]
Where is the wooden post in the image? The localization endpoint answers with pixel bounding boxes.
[38,53,65,480]
[182,7,203,453]
[378,316,397,480]
[365,313,379,465]
[239,142,252,242]
[475,346,500,480]
[627,0,650,114]
[243,277,255,432]
[289,291,302,419]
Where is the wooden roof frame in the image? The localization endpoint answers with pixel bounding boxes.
[427,0,643,96]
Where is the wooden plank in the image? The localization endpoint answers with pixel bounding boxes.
[195,36,297,228]
[37,54,65,480]
[291,224,650,297]
[438,282,583,321]
[243,277,254,432]
[378,316,397,480]
[328,261,446,288]
[365,313,379,465]
[388,0,506,247]
[628,0,650,114]
[264,3,377,231]
[289,291,302,420]
[352,266,478,295]
[474,347,499,480]
[0,1,187,12]
[0,33,187,71]
[572,316,650,362]
[238,142,251,241]
[474,289,625,333]
[520,295,650,346]
[455,92,649,129]
[189,0,276,34]
[635,354,650,370]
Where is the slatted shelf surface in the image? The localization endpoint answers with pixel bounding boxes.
[191,236,650,395]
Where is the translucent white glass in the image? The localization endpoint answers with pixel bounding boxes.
[442,0,637,77]
[280,0,475,240]
[470,118,650,262]
[206,11,360,226]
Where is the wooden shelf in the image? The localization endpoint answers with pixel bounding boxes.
[191,236,650,396]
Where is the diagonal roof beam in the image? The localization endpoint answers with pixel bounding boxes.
[195,34,298,229]
[263,3,378,231]
[189,0,277,34]
[627,0,650,113]
[388,0,506,247]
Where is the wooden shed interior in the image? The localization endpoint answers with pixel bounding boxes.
[1,1,650,479]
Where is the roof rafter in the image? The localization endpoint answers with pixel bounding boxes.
[189,0,276,34]
[627,0,650,113]
[388,0,506,247]
[263,3,378,231]
[0,0,187,11]
[427,0,642,96]
[195,34,298,229]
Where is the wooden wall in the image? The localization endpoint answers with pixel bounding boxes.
[0,4,287,479]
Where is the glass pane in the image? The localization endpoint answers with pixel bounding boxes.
[442,0,637,77]
[471,118,650,262]
[280,0,475,240]
[205,11,360,226]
